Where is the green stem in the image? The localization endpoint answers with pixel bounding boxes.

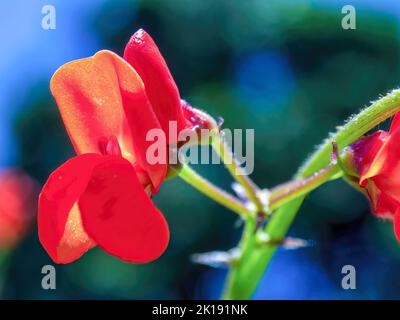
[269,163,342,210]
[222,162,341,299]
[177,164,252,219]
[211,133,265,213]
[223,88,400,299]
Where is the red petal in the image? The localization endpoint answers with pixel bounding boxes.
[0,169,38,247]
[50,50,166,189]
[364,180,399,218]
[389,112,400,134]
[119,74,167,191]
[38,154,104,264]
[78,157,169,263]
[356,131,388,185]
[367,127,400,202]
[123,29,189,140]
[395,212,400,241]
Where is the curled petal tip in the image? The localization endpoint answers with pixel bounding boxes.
[131,28,148,44]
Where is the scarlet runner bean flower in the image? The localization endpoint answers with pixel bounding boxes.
[344,112,400,240]
[39,29,213,264]
[0,169,38,248]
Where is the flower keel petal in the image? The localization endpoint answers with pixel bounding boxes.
[124,29,189,138]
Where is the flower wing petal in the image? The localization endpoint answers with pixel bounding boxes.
[38,154,105,264]
[78,157,169,263]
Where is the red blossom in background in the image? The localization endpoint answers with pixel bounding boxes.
[0,169,38,248]
[39,29,195,264]
[347,112,400,240]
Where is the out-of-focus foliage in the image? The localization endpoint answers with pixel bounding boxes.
[1,0,400,299]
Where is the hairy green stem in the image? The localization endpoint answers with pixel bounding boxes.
[222,162,341,298]
[177,164,251,219]
[269,163,342,210]
[211,133,265,213]
[223,89,400,299]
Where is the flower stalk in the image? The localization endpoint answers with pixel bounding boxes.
[211,133,265,213]
[222,88,400,300]
[268,163,342,210]
[176,164,252,219]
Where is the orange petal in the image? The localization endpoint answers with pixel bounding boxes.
[50,51,138,159]
[50,50,167,189]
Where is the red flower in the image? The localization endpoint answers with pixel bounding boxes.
[0,169,38,248]
[347,113,400,240]
[39,29,194,264]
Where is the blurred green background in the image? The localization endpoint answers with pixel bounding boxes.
[1,0,400,299]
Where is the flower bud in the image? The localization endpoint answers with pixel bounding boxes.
[340,123,400,240]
